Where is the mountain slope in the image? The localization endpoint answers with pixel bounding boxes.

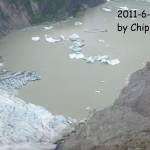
[0,0,106,39]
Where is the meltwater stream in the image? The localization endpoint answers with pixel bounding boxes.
[0,0,150,119]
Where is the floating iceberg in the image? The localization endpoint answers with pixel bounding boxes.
[73,40,85,47]
[69,45,74,49]
[75,22,83,26]
[69,41,85,53]
[100,29,108,32]
[95,90,101,93]
[108,59,120,65]
[69,53,85,59]
[102,8,112,12]
[69,34,79,41]
[43,26,54,30]
[100,80,105,83]
[84,55,109,64]
[84,28,108,33]
[119,7,129,10]
[85,107,92,111]
[45,36,61,43]
[60,34,65,41]
[31,37,40,41]
[72,47,82,53]
[83,55,120,65]
[99,40,105,43]
[85,56,96,63]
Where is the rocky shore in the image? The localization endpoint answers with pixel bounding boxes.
[56,63,150,150]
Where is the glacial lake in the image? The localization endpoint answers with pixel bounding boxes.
[0,0,150,119]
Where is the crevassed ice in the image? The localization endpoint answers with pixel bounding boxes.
[69,53,85,59]
[0,94,76,145]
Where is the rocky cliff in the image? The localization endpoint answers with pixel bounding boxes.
[56,63,150,150]
[0,0,106,39]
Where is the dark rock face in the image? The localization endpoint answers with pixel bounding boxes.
[56,63,150,150]
[0,0,106,39]
[0,0,29,39]
[115,63,150,117]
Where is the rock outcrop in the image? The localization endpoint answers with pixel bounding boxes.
[0,0,106,39]
[56,63,150,150]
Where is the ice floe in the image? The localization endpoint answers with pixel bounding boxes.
[45,35,61,43]
[73,40,85,47]
[32,37,40,41]
[102,8,112,12]
[99,40,105,43]
[100,80,105,83]
[75,22,83,26]
[69,45,74,49]
[84,55,109,63]
[95,90,101,93]
[119,6,129,10]
[72,47,82,53]
[60,34,65,40]
[43,26,54,30]
[85,107,92,112]
[84,28,108,33]
[69,34,79,41]
[69,54,120,66]
[107,59,120,65]
[69,53,85,59]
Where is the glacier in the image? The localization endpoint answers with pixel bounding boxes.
[0,68,76,149]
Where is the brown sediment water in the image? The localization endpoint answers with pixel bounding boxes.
[0,0,150,119]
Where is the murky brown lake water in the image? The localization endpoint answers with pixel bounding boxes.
[0,0,150,119]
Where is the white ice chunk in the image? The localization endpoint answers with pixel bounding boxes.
[32,37,40,41]
[60,34,65,40]
[69,53,85,59]
[108,59,120,65]
[75,22,83,26]
[85,56,96,63]
[84,28,108,33]
[69,34,79,41]
[99,40,105,43]
[100,80,105,83]
[45,36,61,43]
[119,7,129,10]
[69,45,74,49]
[43,26,54,30]
[72,47,82,53]
[102,8,112,12]
[73,41,85,47]
[95,90,101,93]
[85,107,92,111]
